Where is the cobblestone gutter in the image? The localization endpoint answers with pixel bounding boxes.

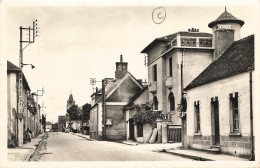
[29,133,48,161]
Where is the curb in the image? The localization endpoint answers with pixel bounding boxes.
[72,133,95,141]
[161,149,213,161]
[28,133,48,161]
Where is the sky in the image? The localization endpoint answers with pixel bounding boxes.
[6,4,256,123]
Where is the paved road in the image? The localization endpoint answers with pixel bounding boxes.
[39,132,192,161]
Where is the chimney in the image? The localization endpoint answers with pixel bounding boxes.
[115,54,128,79]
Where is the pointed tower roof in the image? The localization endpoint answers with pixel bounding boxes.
[68,94,74,101]
[208,8,244,28]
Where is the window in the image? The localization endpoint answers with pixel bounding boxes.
[194,101,200,133]
[153,96,158,110]
[169,57,172,76]
[230,92,239,132]
[137,124,143,137]
[153,64,157,81]
[169,92,175,111]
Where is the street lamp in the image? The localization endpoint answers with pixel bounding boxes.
[22,63,35,69]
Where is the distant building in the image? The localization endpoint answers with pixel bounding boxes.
[90,55,145,141]
[184,9,254,158]
[58,115,66,132]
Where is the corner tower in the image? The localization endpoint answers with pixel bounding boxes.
[208,7,244,60]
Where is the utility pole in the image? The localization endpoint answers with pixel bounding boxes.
[17,20,38,147]
[33,87,45,136]
[90,78,106,140]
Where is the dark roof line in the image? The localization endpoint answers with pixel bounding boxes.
[7,60,31,91]
[185,34,254,90]
[124,86,148,109]
[208,10,244,28]
[141,31,212,53]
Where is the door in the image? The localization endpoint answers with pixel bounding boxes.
[129,119,134,140]
[168,125,182,142]
[211,101,220,145]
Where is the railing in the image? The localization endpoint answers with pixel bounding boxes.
[181,38,196,47]
[199,38,212,47]
[165,35,213,52]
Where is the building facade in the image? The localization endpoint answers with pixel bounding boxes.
[89,55,145,141]
[141,28,214,143]
[7,61,40,147]
[184,10,254,158]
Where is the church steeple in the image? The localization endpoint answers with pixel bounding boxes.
[67,93,75,110]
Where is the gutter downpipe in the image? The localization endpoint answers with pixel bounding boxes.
[102,79,106,141]
[249,71,254,161]
[181,49,186,149]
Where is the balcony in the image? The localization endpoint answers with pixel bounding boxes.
[164,35,213,56]
[149,81,157,93]
[165,76,173,89]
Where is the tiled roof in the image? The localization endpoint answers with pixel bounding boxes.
[7,60,30,91]
[124,86,148,108]
[141,31,212,53]
[208,10,244,28]
[185,35,254,90]
[7,60,20,71]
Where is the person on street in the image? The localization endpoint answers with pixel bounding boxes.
[25,128,32,142]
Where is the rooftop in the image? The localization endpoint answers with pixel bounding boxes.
[208,8,244,28]
[141,31,212,53]
[185,35,254,90]
[7,60,30,91]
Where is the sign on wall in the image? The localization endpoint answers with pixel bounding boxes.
[106,119,112,125]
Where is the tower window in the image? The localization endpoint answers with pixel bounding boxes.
[169,57,172,77]
[153,64,157,81]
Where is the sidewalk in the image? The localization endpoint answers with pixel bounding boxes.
[8,133,46,161]
[162,148,249,161]
[70,133,248,161]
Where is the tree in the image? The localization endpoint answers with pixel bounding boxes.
[67,104,80,120]
[80,103,91,120]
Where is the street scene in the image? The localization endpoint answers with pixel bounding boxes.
[2,2,258,167]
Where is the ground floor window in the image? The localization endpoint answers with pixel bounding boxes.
[137,124,143,137]
[229,92,240,132]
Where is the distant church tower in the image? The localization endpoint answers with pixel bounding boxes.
[208,7,244,60]
[66,93,75,110]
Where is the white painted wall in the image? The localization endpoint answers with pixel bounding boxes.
[186,71,253,137]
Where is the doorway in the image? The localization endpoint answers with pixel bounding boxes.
[129,118,134,140]
[211,100,220,145]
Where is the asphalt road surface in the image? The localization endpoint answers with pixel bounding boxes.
[39,132,192,161]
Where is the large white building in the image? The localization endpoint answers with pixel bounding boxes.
[184,9,254,159]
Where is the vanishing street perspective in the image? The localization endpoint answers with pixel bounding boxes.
[6,6,255,162]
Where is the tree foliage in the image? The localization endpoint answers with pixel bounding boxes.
[80,103,91,120]
[67,104,80,120]
[132,108,160,127]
